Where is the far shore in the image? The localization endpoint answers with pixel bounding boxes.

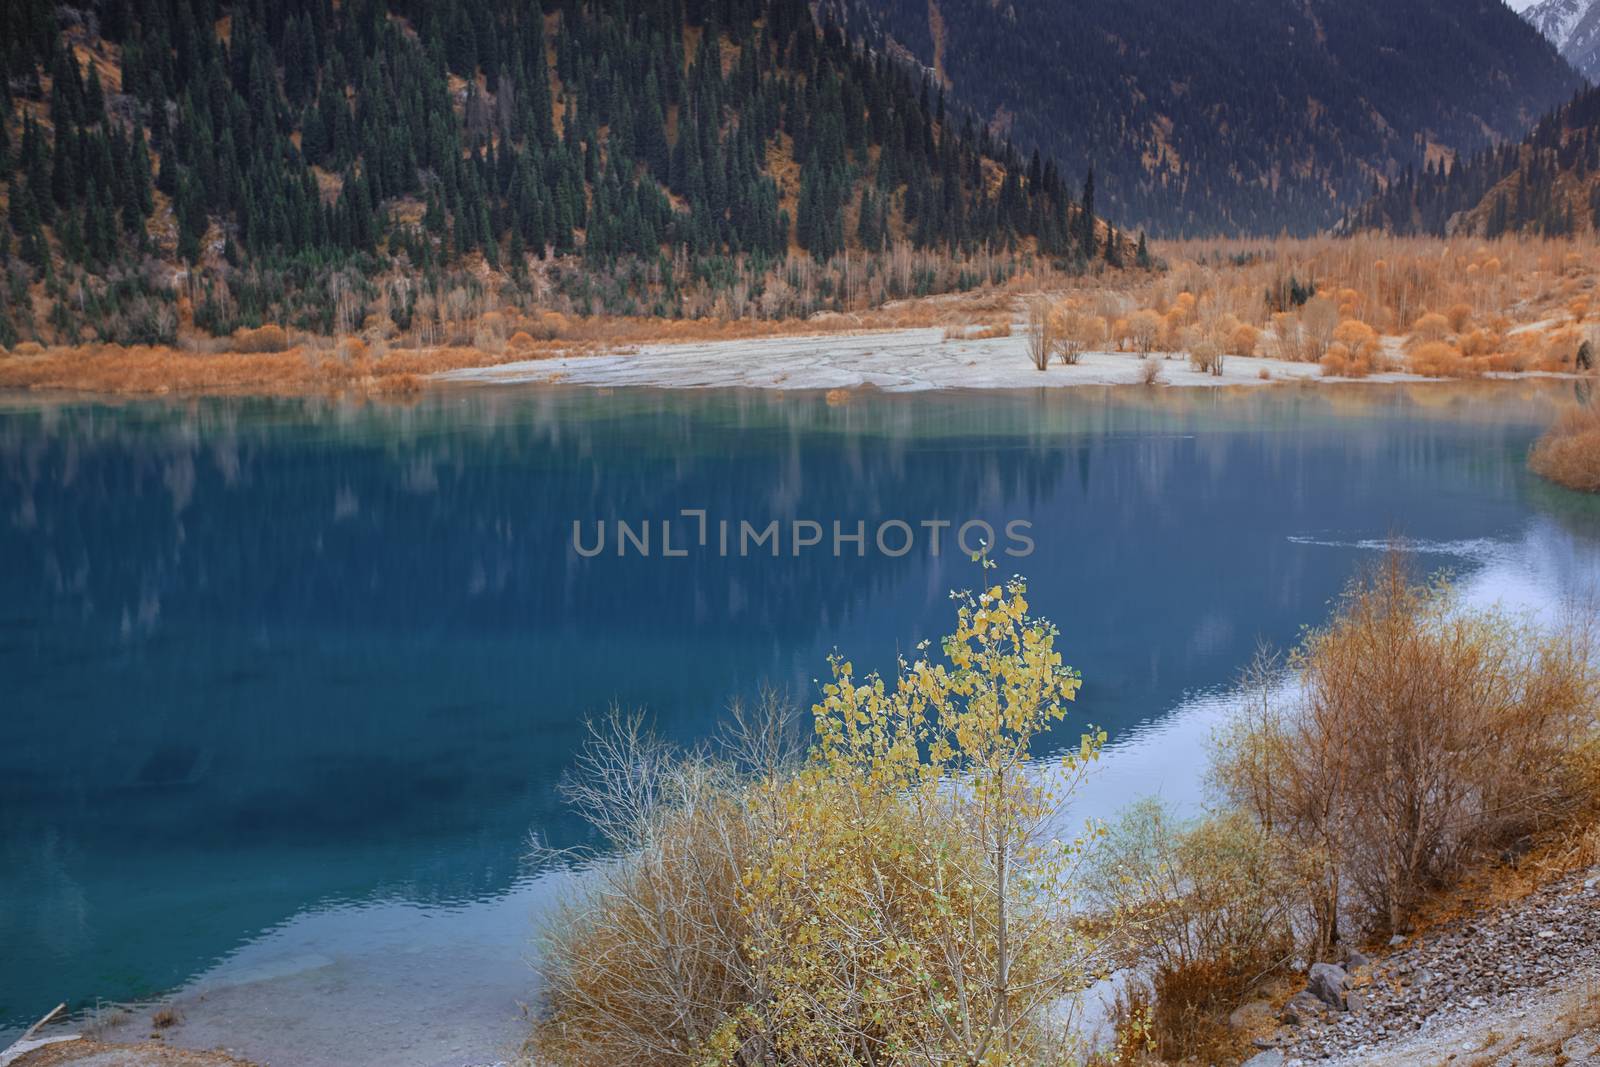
[437,325,1582,393]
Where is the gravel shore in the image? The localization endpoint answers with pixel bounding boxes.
[1256,865,1600,1066]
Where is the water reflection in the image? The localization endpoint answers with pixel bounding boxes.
[1,381,1596,1057]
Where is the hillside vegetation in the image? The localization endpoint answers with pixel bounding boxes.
[822,0,1581,237]
[1347,80,1600,240]
[0,0,1134,353]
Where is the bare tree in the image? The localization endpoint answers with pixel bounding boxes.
[1026,297,1054,371]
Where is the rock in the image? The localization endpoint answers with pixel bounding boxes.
[1345,949,1372,971]
[1389,934,1407,947]
[1281,990,1328,1024]
[1241,1050,1286,1067]
[1230,999,1277,1031]
[1308,962,1352,1009]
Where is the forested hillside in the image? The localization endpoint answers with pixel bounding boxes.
[1344,82,1600,238]
[0,0,1127,349]
[820,0,1582,237]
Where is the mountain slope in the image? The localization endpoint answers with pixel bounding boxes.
[822,0,1582,237]
[1522,0,1600,79]
[0,0,1124,350]
[1344,80,1600,237]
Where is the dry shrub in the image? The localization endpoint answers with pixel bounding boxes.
[1090,803,1300,1061]
[230,324,289,353]
[1227,321,1261,357]
[532,583,1109,1067]
[1407,340,1476,378]
[507,330,536,351]
[1139,357,1164,386]
[535,722,754,1067]
[1446,302,1475,333]
[13,341,44,356]
[1300,295,1339,362]
[1530,400,1600,493]
[1459,328,1501,359]
[1188,341,1224,376]
[1486,349,1530,373]
[1320,344,1355,378]
[1409,312,1451,346]
[1026,296,1055,370]
[1213,551,1597,944]
[1129,308,1163,357]
[1052,306,1104,365]
[1268,312,1304,361]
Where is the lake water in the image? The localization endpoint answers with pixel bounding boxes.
[3,381,1598,1064]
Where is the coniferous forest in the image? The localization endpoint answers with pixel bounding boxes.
[1344,82,1600,240]
[0,0,1135,350]
[819,0,1581,238]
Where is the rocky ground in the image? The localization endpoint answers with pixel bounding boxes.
[5,1040,255,1067]
[1236,865,1600,1066]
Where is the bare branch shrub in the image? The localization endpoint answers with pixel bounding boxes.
[1212,550,1598,943]
[1188,341,1224,376]
[1089,801,1302,1060]
[1026,297,1055,370]
[1129,309,1163,358]
[1300,295,1339,361]
[1268,311,1305,362]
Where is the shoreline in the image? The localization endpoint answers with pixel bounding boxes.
[440,328,1588,393]
[434,327,1395,392]
[1,323,1592,400]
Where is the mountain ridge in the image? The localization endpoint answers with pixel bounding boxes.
[1343,79,1600,237]
[823,0,1583,237]
[1522,0,1600,79]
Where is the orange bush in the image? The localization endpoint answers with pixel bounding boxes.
[1408,340,1476,378]
[1409,312,1451,346]
[1320,346,1354,378]
[231,324,289,353]
[1530,402,1600,493]
[1227,322,1261,357]
[1458,328,1501,359]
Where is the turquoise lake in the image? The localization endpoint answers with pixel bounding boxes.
[3,380,1599,1064]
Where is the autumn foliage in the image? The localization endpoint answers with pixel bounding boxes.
[531,573,1111,1066]
[1531,398,1600,493]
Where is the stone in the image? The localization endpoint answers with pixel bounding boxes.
[1281,990,1328,1024]
[1241,1050,1286,1067]
[1345,949,1372,971]
[1389,934,1407,947]
[1308,962,1352,1009]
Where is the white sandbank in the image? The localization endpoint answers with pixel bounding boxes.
[435,327,1439,391]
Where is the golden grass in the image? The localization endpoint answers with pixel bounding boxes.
[0,340,587,397]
